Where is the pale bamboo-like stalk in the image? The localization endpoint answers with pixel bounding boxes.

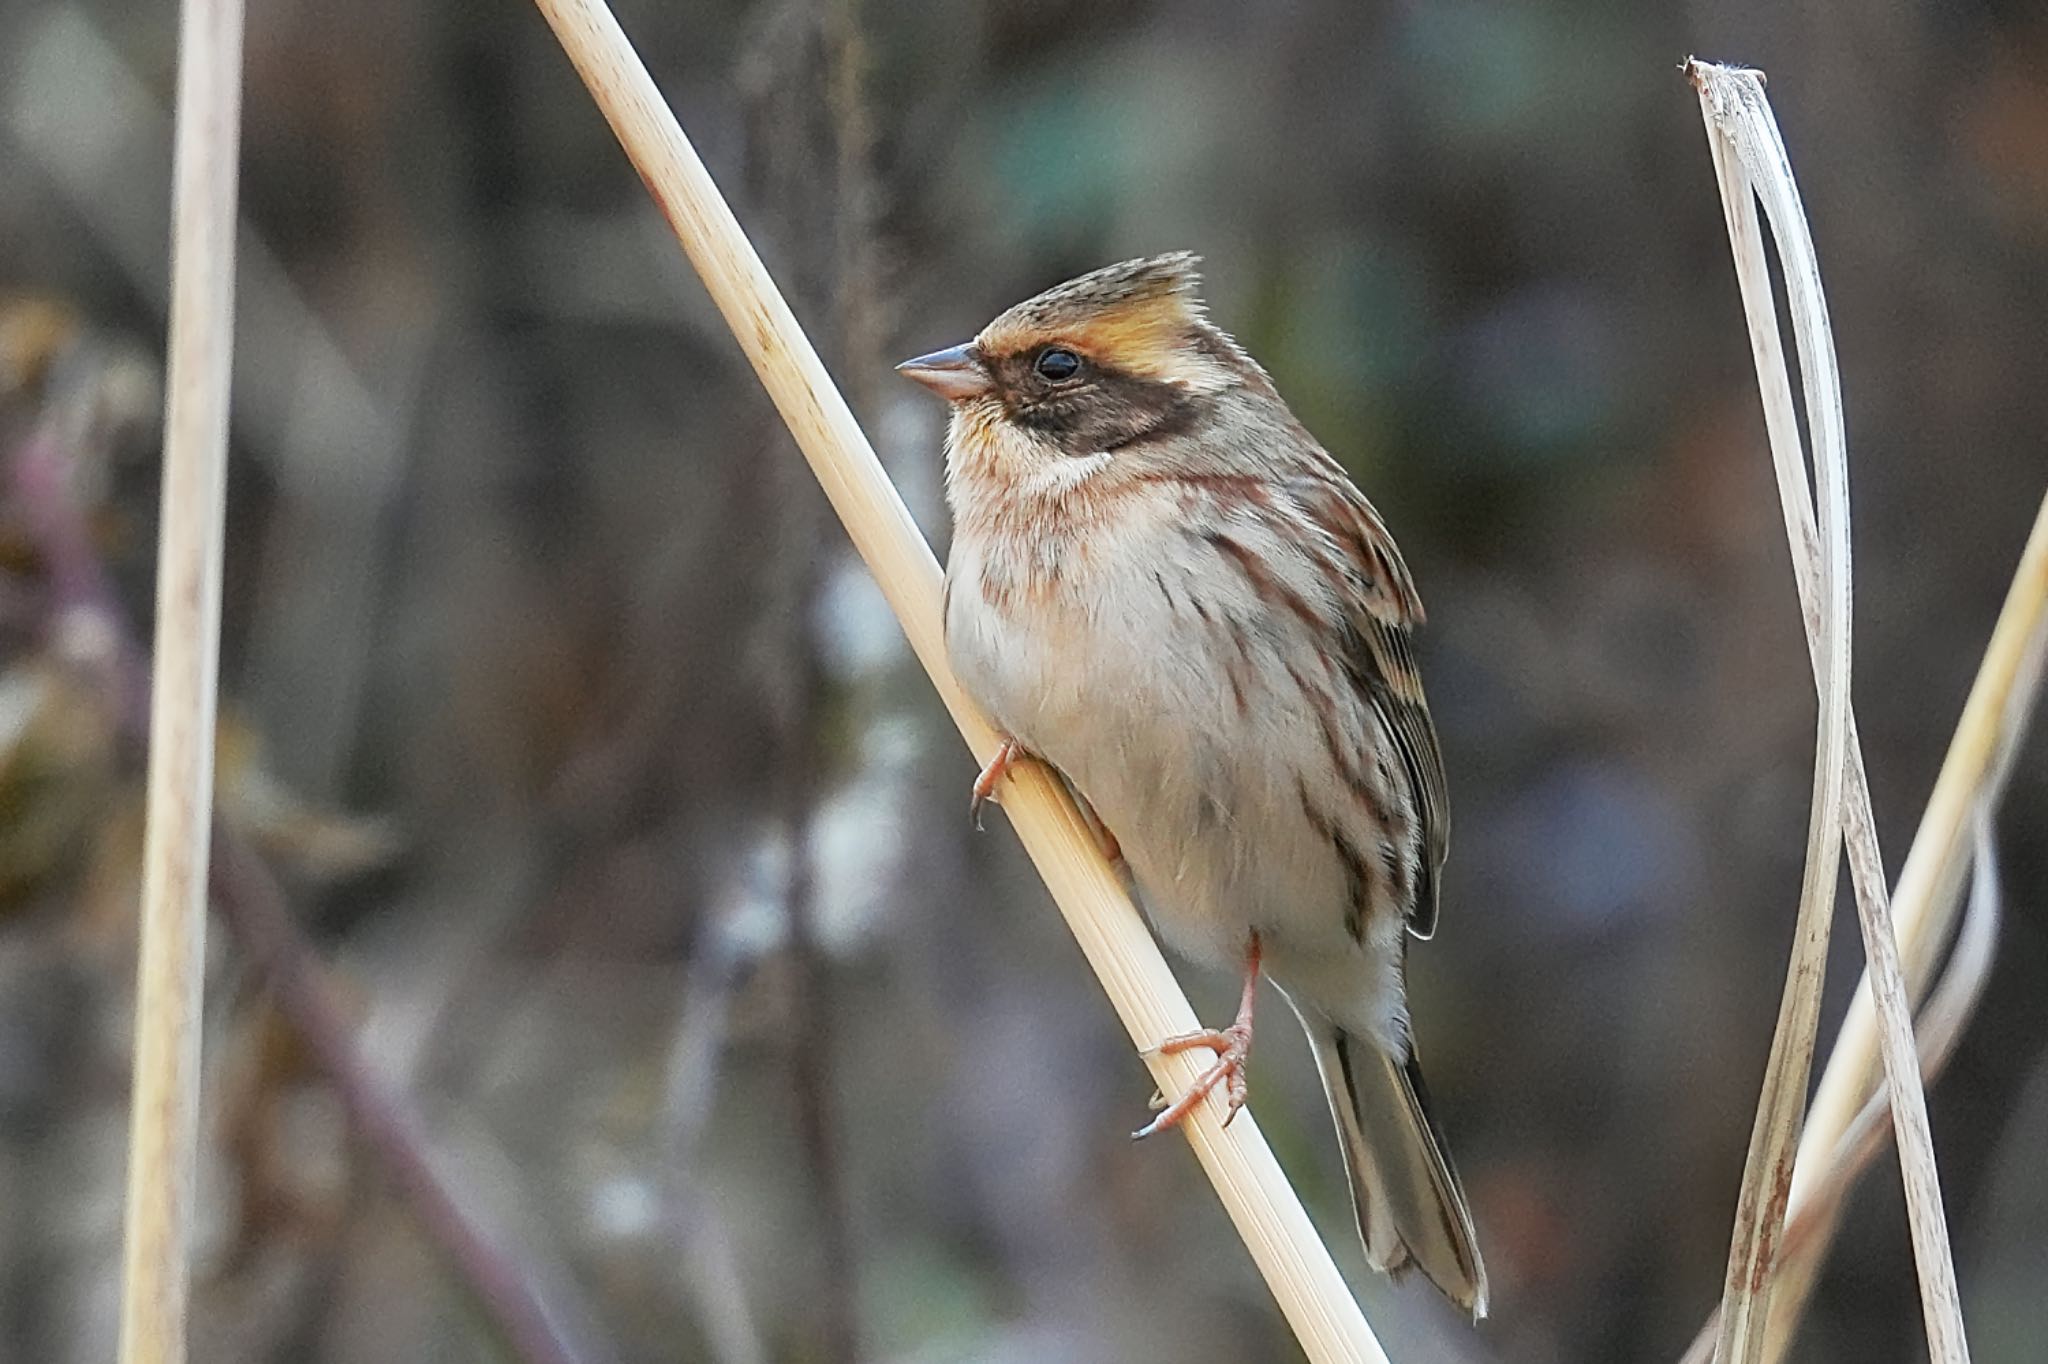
[117,0,244,1358]
[1690,59,1972,1364]
[528,1,1388,1359]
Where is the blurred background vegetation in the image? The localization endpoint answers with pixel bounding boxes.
[1,0,2044,1360]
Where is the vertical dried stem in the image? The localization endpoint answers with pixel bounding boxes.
[1691,61,1854,1364]
[528,1,1388,1359]
[1677,515,2044,1364]
[1690,58,1971,1364]
[1675,800,2010,1364]
[117,0,244,1358]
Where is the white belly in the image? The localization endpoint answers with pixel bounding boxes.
[945,513,1409,1038]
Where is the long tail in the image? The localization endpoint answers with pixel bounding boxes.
[1305,1022,1489,1319]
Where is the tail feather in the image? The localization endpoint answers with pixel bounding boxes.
[1307,1024,1489,1318]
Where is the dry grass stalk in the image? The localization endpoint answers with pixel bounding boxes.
[528,0,1388,1358]
[117,0,244,1359]
[1679,505,2044,1364]
[1689,59,1858,1364]
[1676,804,2008,1364]
[1690,58,1977,1364]
[1760,502,2046,1358]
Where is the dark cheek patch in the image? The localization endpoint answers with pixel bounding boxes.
[1004,367,1211,457]
[1105,397,1204,451]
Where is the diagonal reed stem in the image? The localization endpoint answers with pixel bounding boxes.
[1770,496,2048,1358]
[117,0,244,1358]
[209,833,594,1364]
[528,0,1389,1359]
[1675,502,2046,1364]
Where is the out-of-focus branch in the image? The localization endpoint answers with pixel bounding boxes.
[207,835,594,1364]
[528,2,1389,1360]
[9,407,600,1364]
[737,5,873,1358]
[658,918,767,1364]
[118,0,244,1357]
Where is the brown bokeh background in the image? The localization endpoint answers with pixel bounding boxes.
[1,1,2044,1361]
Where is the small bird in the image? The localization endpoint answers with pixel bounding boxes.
[899,253,1487,1317]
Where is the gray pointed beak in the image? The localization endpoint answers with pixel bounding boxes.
[896,343,993,400]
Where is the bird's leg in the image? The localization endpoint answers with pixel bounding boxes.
[969,739,1024,830]
[1133,932,1261,1139]
[969,744,1124,861]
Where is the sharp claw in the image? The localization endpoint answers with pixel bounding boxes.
[1224,1075,1249,1126]
[1134,939,1261,1141]
[1134,1018,1260,1137]
[968,739,1020,831]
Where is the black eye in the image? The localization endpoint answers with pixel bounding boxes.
[1034,347,1083,383]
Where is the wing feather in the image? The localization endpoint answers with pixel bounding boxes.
[1285,459,1450,939]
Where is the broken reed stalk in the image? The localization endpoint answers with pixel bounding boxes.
[528,0,1387,1359]
[1678,516,2045,1364]
[1777,489,2048,1335]
[1676,800,2010,1364]
[1690,58,1972,1364]
[117,0,244,1359]
[1690,59,1857,1364]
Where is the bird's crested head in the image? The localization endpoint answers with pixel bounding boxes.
[898,253,1268,460]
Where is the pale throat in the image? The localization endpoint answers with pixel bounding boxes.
[948,406,1120,531]
[947,417,1139,611]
